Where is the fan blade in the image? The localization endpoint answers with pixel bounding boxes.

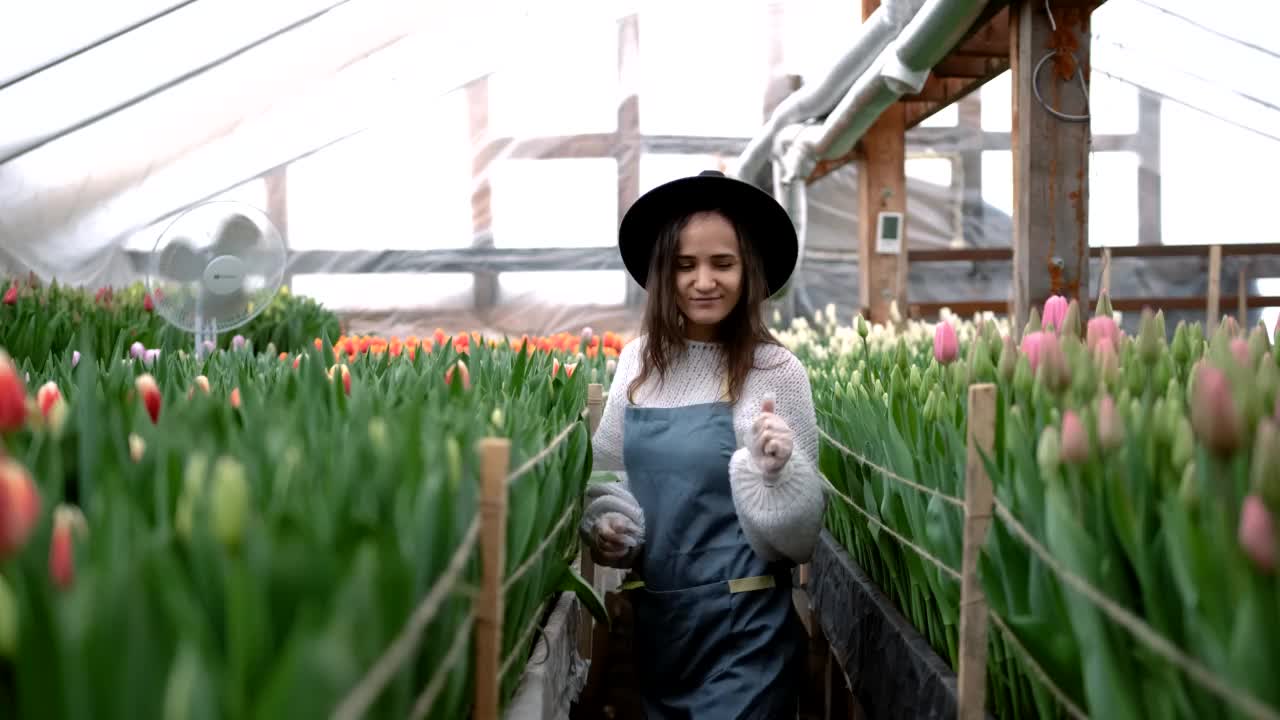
[156,238,206,283]
[210,212,263,258]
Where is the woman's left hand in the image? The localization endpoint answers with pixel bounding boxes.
[751,394,794,475]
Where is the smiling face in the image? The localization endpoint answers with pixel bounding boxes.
[673,212,743,340]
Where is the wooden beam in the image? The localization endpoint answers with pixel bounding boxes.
[1011,0,1093,335]
[858,102,908,323]
[952,8,1011,58]
[902,69,1008,128]
[617,13,645,307]
[933,55,1009,79]
[467,76,498,311]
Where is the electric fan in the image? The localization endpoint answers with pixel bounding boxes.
[145,201,287,358]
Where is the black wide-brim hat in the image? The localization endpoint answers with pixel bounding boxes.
[618,170,798,297]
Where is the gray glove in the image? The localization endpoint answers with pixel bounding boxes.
[579,480,645,568]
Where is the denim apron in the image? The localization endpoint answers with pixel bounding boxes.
[621,399,806,719]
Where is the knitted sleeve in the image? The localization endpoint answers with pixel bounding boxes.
[729,349,827,565]
[590,338,641,472]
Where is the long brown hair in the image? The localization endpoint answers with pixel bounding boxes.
[627,209,782,405]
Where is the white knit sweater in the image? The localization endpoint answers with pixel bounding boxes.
[590,336,827,565]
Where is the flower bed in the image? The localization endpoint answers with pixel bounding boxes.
[780,297,1280,719]
[0,325,613,719]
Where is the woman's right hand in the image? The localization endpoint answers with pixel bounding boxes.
[589,512,642,567]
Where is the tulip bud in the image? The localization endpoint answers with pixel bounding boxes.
[1230,338,1251,370]
[1037,425,1061,480]
[135,373,161,424]
[933,321,959,365]
[1094,290,1114,319]
[1251,419,1280,509]
[1013,354,1034,398]
[1249,324,1270,367]
[1042,296,1069,334]
[1190,363,1243,456]
[128,432,146,462]
[1238,495,1276,574]
[130,341,145,360]
[1171,321,1191,366]
[191,375,211,398]
[142,348,160,368]
[998,335,1017,383]
[443,360,470,390]
[0,458,40,561]
[1024,307,1042,339]
[491,407,505,428]
[894,338,910,371]
[1094,343,1120,389]
[210,456,248,549]
[1036,333,1071,393]
[1097,395,1124,452]
[1171,417,1194,472]
[1179,462,1199,509]
[1061,299,1082,339]
[0,351,26,432]
[857,315,869,339]
[1060,411,1090,464]
[606,359,617,376]
[368,417,388,451]
[232,334,246,351]
[36,381,60,419]
[1086,316,1121,353]
[581,327,593,348]
[445,436,463,491]
[1137,308,1162,366]
[909,364,923,394]
[50,504,87,590]
[71,350,81,368]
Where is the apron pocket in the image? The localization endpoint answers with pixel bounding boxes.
[630,580,735,691]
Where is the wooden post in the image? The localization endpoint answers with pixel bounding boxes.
[1207,244,1222,330]
[1099,247,1112,299]
[958,383,996,720]
[1010,0,1093,334]
[475,438,510,720]
[856,0,908,325]
[579,384,606,660]
[1238,267,1248,328]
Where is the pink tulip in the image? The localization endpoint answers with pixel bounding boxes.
[1097,395,1125,451]
[49,505,87,590]
[1060,411,1089,464]
[1020,331,1047,372]
[933,322,959,365]
[1190,363,1242,456]
[1042,295,1069,334]
[130,341,145,360]
[71,350,80,368]
[1239,495,1276,574]
[1086,316,1121,353]
[232,335,247,351]
[1230,338,1251,369]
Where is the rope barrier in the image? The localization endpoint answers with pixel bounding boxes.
[819,473,962,582]
[816,426,965,509]
[506,418,580,486]
[987,609,1090,720]
[502,499,579,593]
[333,516,481,720]
[407,614,475,720]
[500,598,553,681]
[992,499,1280,720]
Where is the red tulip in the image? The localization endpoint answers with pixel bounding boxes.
[0,458,40,560]
[136,374,161,424]
[49,505,87,590]
[1239,495,1276,574]
[933,321,959,365]
[0,351,26,432]
[143,293,154,312]
[36,381,60,418]
[564,362,579,379]
[2,286,15,305]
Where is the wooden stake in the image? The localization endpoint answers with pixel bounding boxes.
[1238,267,1248,327]
[1207,244,1222,331]
[1100,247,1112,298]
[579,384,606,660]
[475,438,510,720]
[958,383,996,720]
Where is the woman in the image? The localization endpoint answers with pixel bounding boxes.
[581,169,827,719]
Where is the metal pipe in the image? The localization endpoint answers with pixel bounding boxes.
[780,0,990,182]
[731,0,927,181]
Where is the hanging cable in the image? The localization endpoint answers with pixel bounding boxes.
[1033,0,1091,123]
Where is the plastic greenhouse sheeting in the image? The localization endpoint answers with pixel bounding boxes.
[2,0,1280,340]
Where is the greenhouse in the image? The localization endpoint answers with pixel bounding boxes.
[0,0,1277,718]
